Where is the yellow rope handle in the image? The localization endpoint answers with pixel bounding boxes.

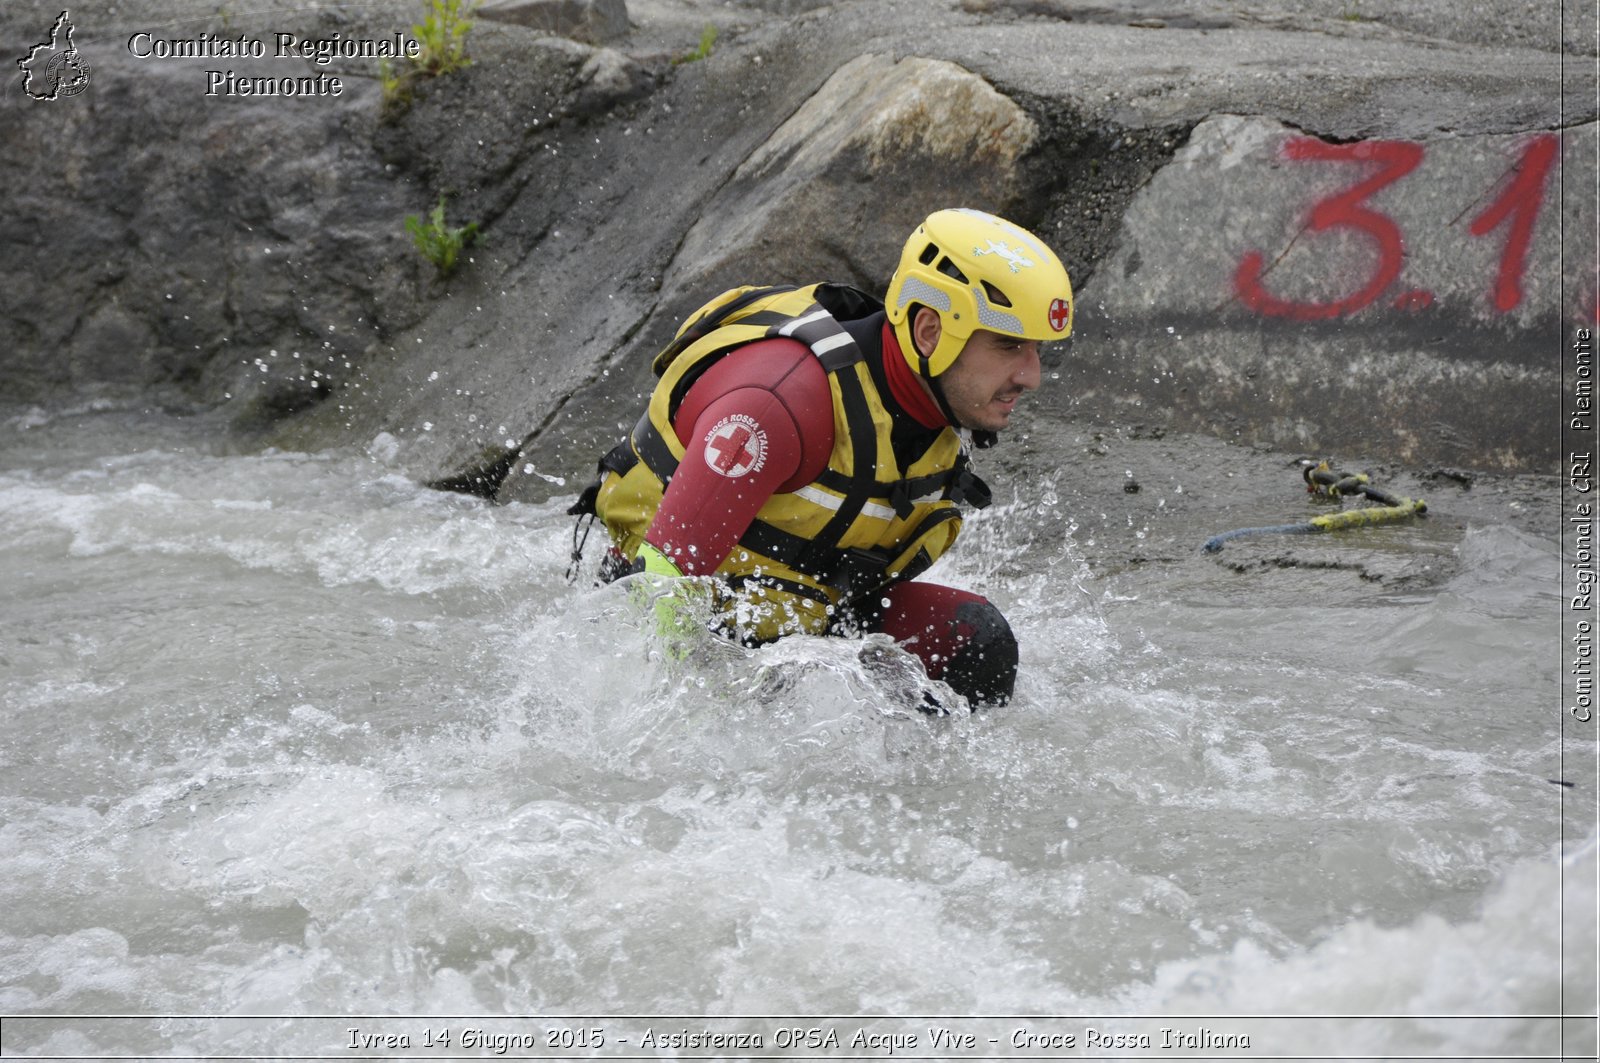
[1308,497,1427,532]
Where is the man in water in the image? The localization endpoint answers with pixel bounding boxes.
[581,208,1074,706]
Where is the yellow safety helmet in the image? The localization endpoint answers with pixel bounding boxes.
[885,208,1075,378]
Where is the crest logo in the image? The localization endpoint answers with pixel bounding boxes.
[18,11,91,100]
[702,414,768,479]
[973,239,1035,274]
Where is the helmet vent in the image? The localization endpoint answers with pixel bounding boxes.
[918,242,940,266]
[936,256,969,284]
[981,281,1013,308]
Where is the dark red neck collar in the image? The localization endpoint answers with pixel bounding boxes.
[880,322,946,430]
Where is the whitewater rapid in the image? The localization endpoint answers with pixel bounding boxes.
[0,403,1593,1059]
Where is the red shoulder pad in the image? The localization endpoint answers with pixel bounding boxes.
[672,337,833,493]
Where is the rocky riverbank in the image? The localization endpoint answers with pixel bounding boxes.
[1,0,1592,584]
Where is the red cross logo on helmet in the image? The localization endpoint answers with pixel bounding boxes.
[1048,296,1072,333]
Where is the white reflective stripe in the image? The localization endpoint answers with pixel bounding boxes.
[778,310,830,336]
[859,499,898,521]
[809,332,854,355]
[792,484,843,511]
[912,491,944,505]
[792,484,898,522]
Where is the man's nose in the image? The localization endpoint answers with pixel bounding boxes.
[1017,343,1042,390]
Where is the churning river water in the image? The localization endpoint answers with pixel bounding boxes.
[1,401,1595,1061]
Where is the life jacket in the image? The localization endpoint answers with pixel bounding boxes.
[587,282,991,643]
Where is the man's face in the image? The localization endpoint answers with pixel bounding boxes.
[937,329,1043,433]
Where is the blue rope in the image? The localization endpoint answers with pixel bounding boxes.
[1202,522,1319,554]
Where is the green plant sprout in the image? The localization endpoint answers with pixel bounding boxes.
[377,57,409,109]
[406,195,479,277]
[412,0,475,76]
[674,24,718,65]
[379,0,475,114]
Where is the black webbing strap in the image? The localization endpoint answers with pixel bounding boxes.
[950,460,992,509]
[736,518,813,571]
[652,285,801,376]
[632,411,679,486]
[723,571,834,608]
[808,463,976,511]
[787,363,878,578]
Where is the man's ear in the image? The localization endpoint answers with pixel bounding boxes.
[911,306,942,359]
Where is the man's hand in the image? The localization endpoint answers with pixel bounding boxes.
[633,541,702,658]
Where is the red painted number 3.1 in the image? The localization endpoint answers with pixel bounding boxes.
[1235,134,1559,319]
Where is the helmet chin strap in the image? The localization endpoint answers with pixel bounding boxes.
[926,371,961,428]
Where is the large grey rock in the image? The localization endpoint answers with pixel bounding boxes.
[667,53,1041,304]
[1041,114,1595,470]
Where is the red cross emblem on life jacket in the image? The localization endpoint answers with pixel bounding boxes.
[1048,296,1072,333]
[702,415,768,478]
